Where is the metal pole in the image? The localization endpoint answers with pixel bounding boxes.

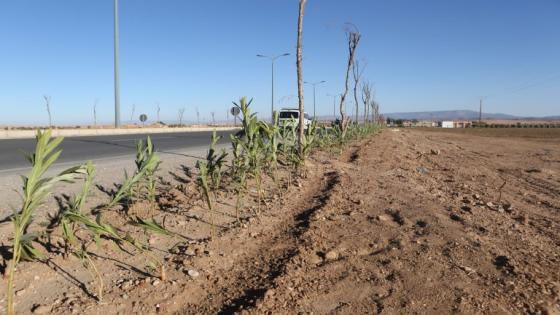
[114,0,121,127]
[479,98,482,123]
[271,59,274,122]
[313,84,316,120]
[333,95,336,119]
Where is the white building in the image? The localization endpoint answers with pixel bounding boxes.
[442,121,454,128]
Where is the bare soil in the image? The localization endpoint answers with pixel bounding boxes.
[1,128,559,315]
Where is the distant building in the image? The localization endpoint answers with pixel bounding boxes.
[441,120,472,128]
[442,121,454,128]
[412,120,437,127]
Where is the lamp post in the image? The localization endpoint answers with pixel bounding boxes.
[256,53,290,121]
[304,80,326,120]
[327,93,339,119]
[114,0,121,127]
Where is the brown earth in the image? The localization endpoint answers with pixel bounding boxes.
[1,128,559,315]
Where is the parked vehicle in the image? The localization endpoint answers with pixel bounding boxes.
[278,108,312,129]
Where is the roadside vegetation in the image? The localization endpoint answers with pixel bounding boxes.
[2,3,386,312]
[2,102,381,313]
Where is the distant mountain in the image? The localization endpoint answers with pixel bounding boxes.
[383,110,559,121]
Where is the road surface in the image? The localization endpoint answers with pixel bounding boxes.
[0,130,234,173]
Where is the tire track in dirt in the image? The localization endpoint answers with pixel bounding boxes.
[180,170,341,314]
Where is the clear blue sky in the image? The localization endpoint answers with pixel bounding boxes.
[1,0,559,125]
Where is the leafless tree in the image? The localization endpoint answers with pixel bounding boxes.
[156,102,161,122]
[130,104,136,122]
[361,81,372,123]
[211,112,215,125]
[372,100,380,124]
[43,95,52,127]
[352,59,366,123]
[178,107,186,126]
[93,98,99,126]
[196,106,200,125]
[296,0,307,158]
[339,24,361,136]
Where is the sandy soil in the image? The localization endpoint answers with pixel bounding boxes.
[1,128,559,315]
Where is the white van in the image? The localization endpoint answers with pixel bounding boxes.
[278,108,312,129]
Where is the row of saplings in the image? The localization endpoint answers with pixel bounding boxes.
[3,97,380,315]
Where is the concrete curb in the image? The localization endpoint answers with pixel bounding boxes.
[0,126,240,140]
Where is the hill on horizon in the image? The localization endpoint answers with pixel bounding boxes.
[382,110,560,121]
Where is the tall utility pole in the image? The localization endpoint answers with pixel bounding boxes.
[257,53,290,121]
[304,80,326,120]
[479,98,482,123]
[114,0,121,127]
[327,93,338,119]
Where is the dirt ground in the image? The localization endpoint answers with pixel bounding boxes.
[1,128,559,315]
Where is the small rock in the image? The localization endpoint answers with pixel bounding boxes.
[309,253,323,265]
[460,266,476,274]
[376,214,391,222]
[473,194,481,200]
[325,250,338,261]
[121,294,129,300]
[16,289,26,297]
[185,248,196,256]
[249,232,258,238]
[264,289,275,299]
[430,149,440,155]
[32,305,50,314]
[152,279,160,286]
[187,269,200,278]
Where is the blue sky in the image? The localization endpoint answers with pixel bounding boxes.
[0,0,559,125]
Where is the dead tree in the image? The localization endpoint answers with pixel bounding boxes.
[130,104,136,122]
[296,0,306,158]
[361,81,371,123]
[372,100,380,124]
[339,25,361,136]
[178,107,185,126]
[211,112,215,125]
[44,95,52,127]
[156,102,161,122]
[93,98,98,126]
[196,107,200,124]
[352,59,365,123]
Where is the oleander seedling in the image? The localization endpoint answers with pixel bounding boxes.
[6,130,85,315]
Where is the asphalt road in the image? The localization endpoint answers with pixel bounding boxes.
[0,130,235,173]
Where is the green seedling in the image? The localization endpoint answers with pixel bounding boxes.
[73,246,103,301]
[206,130,228,190]
[196,160,216,238]
[109,136,161,212]
[6,130,85,315]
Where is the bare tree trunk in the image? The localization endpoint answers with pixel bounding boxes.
[352,60,364,124]
[93,98,98,126]
[296,0,306,158]
[130,104,135,122]
[44,95,52,127]
[178,107,185,126]
[361,81,371,124]
[339,27,360,136]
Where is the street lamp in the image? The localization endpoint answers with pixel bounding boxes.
[327,93,339,119]
[114,0,121,127]
[256,53,290,121]
[304,80,326,120]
